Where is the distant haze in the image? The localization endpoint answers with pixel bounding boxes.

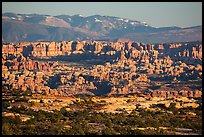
[2,2,202,28]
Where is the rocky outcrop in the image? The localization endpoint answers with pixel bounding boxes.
[150,87,202,98]
[134,74,150,83]
[2,40,202,97]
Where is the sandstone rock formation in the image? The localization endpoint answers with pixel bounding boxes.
[2,40,202,98]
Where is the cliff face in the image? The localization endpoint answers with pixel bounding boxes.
[21,41,103,58]
[4,41,202,61]
[149,88,202,98]
[2,40,202,98]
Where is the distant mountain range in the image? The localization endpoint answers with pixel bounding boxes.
[2,12,202,43]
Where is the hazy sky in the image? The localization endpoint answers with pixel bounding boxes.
[2,2,202,28]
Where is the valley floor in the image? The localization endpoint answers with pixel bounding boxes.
[2,88,202,135]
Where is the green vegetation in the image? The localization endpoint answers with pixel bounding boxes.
[2,103,202,135]
[2,88,202,135]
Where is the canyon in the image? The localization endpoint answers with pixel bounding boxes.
[2,40,202,98]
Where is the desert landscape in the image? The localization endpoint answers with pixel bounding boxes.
[2,40,202,135]
[2,2,202,135]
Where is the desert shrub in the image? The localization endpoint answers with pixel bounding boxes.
[102,127,117,135]
[2,123,14,135]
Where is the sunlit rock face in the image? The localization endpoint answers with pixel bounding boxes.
[2,40,202,97]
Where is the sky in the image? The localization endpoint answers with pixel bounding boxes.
[2,2,202,28]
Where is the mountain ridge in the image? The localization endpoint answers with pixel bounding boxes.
[2,12,202,43]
